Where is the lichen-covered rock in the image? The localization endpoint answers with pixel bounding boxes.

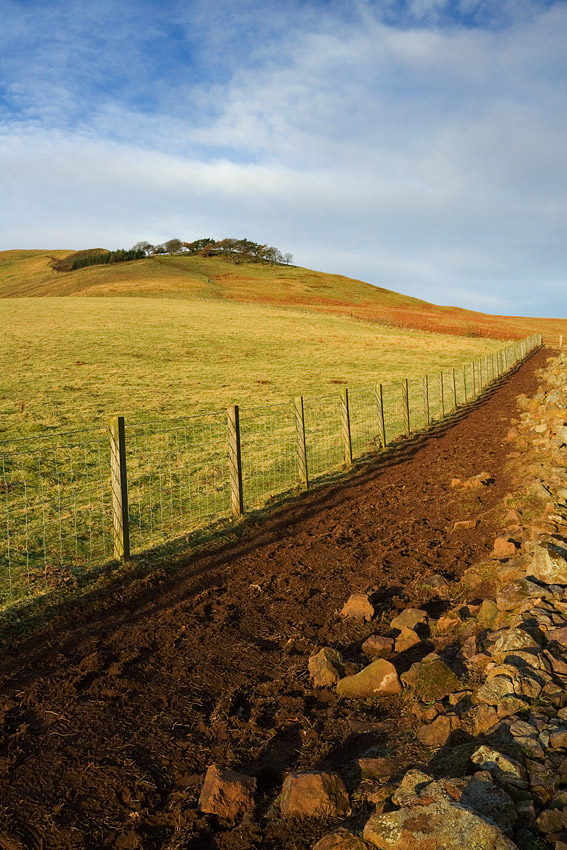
[198,764,256,819]
[490,628,541,660]
[356,757,397,781]
[491,537,519,559]
[280,771,349,817]
[337,659,402,698]
[476,675,516,705]
[470,745,528,789]
[394,627,420,653]
[414,657,461,702]
[308,647,345,687]
[362,795,519,849]
[530,543,567,585]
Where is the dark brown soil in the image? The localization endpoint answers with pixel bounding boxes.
[0,349,550,850]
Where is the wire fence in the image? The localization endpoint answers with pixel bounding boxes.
[0,335,542,610]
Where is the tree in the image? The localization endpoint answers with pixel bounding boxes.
[131,241,154,256]
[164,238,183,254]
[283,253,294,265]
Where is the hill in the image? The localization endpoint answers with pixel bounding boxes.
[0,249,565,341]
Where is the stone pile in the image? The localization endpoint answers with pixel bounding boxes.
[198,352,567,850]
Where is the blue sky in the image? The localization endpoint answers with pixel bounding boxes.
[1,0,567,317]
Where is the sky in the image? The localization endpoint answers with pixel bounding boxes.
[1,0,567,317]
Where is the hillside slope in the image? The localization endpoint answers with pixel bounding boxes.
[1,249,565,340]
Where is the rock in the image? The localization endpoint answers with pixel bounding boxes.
[417,713,461,747]
[356,757,397,781]
[413,657,462,702]
[422,574,450,597]
[412,702,441,722]
[491,537,519,560]
[436,613,461,632]
[496,578,552,612]
[198,763,256,819]
[459,772,517,834]
[490,628,541,660]
[280,771,349,817]
[479,598,500,624]
[390,608,428,631]
[547,627,567,647]
[530,543,567,585]
[362,635,394,658]
[470,745,528,789]
[476,675,516,706]
[308,647,345,687]
[341,593,375,621]
[468,704,499,735]
[336,659,402,698]
[536,808,564,834]
[461,634,479,659]
[394,627,421,653]
[549,729,567,749]
[497,696,529,717]
[451,471,494,489]
[453,519,479,530]
[363,795,518,849]
[313,828,371,850]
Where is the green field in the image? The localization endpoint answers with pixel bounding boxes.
[0,297,505,436]
[0,294,534,615]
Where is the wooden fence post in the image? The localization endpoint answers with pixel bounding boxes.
[423,375,430,427]
[227,404,244,516]
[294,396,309,488]
[478,359,483,389]
[109,415,130,562]
[471,362,476,396]
[439,372,445,418]
[402,379,410,436]
[451,368,457,411]
[376,384,386,448]
[341,388,353,467]
[462,365,468,404]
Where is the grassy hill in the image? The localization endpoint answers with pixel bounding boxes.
[2,249,565,341]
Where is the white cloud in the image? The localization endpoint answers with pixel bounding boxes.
[1,0,567,317]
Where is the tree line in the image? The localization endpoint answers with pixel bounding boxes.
[51,238,293,272]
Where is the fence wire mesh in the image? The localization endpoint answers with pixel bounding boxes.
[349,387,381,460]
[240,403,298,509]
[126,414,230,553]
[304,394,344,480]
[0,428,111,607]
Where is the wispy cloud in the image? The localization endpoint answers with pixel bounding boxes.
[1,0,567,317]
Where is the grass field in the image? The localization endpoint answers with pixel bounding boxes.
[0,297,506,437]
[2,249,567,341]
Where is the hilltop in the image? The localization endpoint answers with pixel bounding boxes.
[0,248,565,341]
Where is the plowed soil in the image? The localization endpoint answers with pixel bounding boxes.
[0,348,550,850]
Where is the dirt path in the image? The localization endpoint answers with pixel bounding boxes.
[0,348,550,850]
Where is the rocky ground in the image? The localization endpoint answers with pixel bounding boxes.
[0,345,562,850]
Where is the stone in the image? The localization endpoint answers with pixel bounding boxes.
[479,598,500,624]
[491,537,520,560]
[362,635,394,658]
[453,519,478,530]
[549,729,567,749]
[471,745,528,789]
[280,771,349,817]
[422,574,450,597]
[198,763,256,819]
[336,659,402,698]
[417,713,461,747]
[308,647,345,687]
[412,702,441,722]
[497,696,529,718]
[530,543,567,585]
[490,628,541,660]
[459,772,517,834]
[476,675,516,705]
[341,593,375,621]
[436,613,461,633]
[496,578,552,612]
[547,626,567,647]
[536,808,564,834]
[362,796,518,850]
[357,757,397,781]
[461,634,479,659]
[394,627,421,653]
[413,657,462,702]
[313,828,371,850]
[390,608,428,631]
[451,471,494,489]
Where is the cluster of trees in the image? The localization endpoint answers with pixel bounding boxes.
[132,237,293,265]
[71,248,146,270]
